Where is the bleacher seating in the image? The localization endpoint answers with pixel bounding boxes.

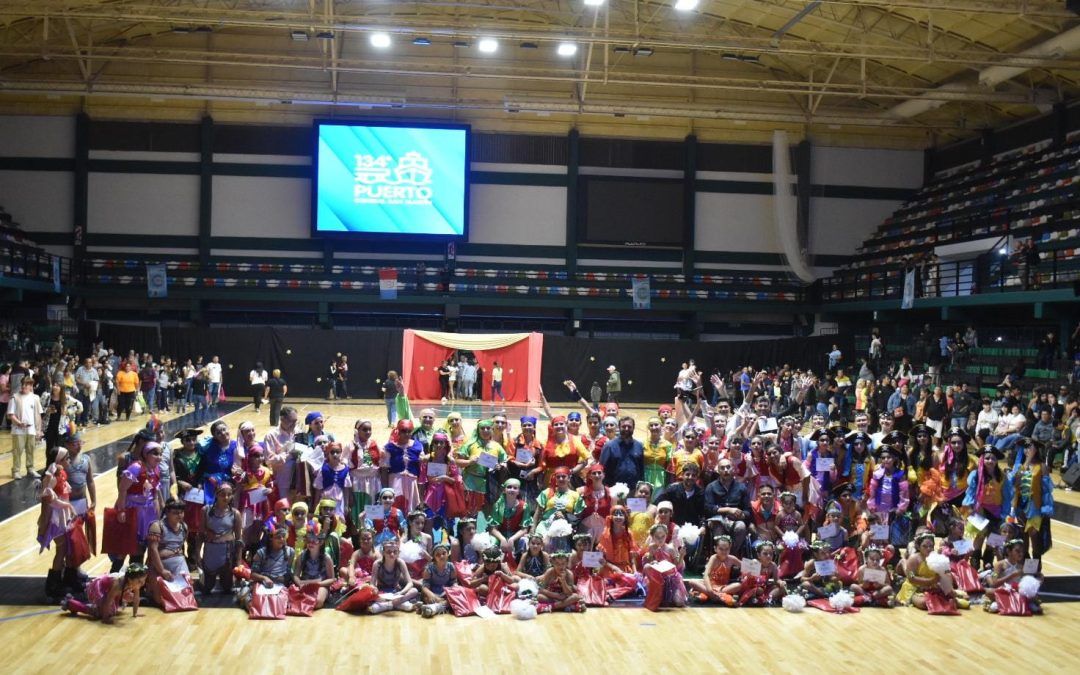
[822,133,1080,301]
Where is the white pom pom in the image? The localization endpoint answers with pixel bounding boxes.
[782,531,800,549]
[470,532,495,553]
[510,599,537,620]
[545,519,573,539]
[677,523,700,547]
[1018,575,1041,599]
[610,483,630,500]
[926,552,951,576]
[782,594,807,612]
[517,578,539,599]
[399,540,424,564]
[828,590,855,611]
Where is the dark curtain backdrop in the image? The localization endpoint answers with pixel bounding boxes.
[541,334,852,404]
[88,323,403,399]
[87,323,849,404]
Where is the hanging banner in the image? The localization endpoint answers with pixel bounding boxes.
[379,268,398,299]
[901,269,915,310]
[147,263,168,298]
[631,275,650,310]
[52,257,61,293]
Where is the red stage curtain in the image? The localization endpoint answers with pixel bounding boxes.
[402,330,542,403]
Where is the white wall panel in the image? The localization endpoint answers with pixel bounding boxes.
[211,176,310,238]
[468,184,566,246]
[0,170,73,233]
[0,116,74,158]
[88,173,199,235]
[813,147,922,188]
[810,197,902,256]
[695,193,780,253]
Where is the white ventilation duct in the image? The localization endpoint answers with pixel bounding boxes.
[884,23,1080,121]
[772,131,816,284]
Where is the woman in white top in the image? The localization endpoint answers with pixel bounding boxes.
[974,398,999,445]
[249,362,268,412]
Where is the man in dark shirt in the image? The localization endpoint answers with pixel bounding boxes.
[599,416,644,487]
[703,459,751,557]
[653,461,707,569]
[263,368,288,427]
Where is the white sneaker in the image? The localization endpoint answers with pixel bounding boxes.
[12,472,23,480]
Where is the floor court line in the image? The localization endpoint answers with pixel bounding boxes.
[0,609,61,622]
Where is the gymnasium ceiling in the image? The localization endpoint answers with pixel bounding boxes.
[1,0,1080,148]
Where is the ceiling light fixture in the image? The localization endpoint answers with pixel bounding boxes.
[370,32,391,48]
[290,30,309,41]
[584,0,605,6]
[413,37,432,46]
[634,47,653,57]
[316,31,334,40]
[478,38,498,53]
[452,40,470,48]
[520,42,538,49]
[674,0,699,10]
[557,43,578,57]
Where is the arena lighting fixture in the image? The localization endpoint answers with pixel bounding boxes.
[370,32,391,48]
[584,0,605,6]
[634,47,653,56]
[557,42,578,57]
[999,247,1009,255]
[613,46,632,54]
[478,38,498,53]
[413,37,432,45]
[520,42,538,49]
[290,30,309,41]
[316,31,334,40]
[453,40,470,48]
[674,0,699,10]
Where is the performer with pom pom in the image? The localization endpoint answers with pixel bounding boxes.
[850,545,895,607]
[733,540,785,607]
[984,539,1043,615]
[510,578,540,619]
[776,492,808,578]
[897,532,968,611]
[782,594,806,612]
[685,535,740,605]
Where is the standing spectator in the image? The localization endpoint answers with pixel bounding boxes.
[446,359,457,403]
[334,355,349,400]
[605,365,622,403]
[951,382,974,431]
[249,361,268,413]
[490,361,505,402]
[74,357,98,426]
[6,377,42,479]
[460,359,476,401]
[964,325,978,350]
[826,345,842,373]
[437,360,451,404]
[868,333,883,376]
[206,355,222,411]
[115,361,139,421]
[155,362,171,413]
[264,369,288,427]
[1038,331,1058,370]
[138,360,156,414]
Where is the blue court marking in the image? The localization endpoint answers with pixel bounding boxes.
[0,608,62,622]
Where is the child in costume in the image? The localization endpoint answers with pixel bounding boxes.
[897,531,968,610]
[37,448,75,598]
[799,540,841,599]
[419,542,457,617]
[368,538,419,614]
[285,502,318,557]
[292,533,335,610]
[776,491,807,578]
[516,534,550,580]
[816,503,849,551]
[939,515,982,593]
[686,535,740,605]
[538,551,585,612]
[984,538,1042,615]
[146,499,191,607]
[401,510,434,579]
[367,488,407,547]
[348,419,382,527]
[628,481,656,548]
[201,482,242,593]
[640,523,688,611]
[488,478,533,558]
[962,445,1010,569]
[237,446,274,548]
[314,441,352,521]
[468,546,517,599]
[385,420,424,512]
[733,540,785,607]
[61,564,148,623]
[867,441,911,547]
[346,528,378,585]
[850,544,895,607]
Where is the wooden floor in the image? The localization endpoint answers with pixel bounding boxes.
[0,399,1077,673]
